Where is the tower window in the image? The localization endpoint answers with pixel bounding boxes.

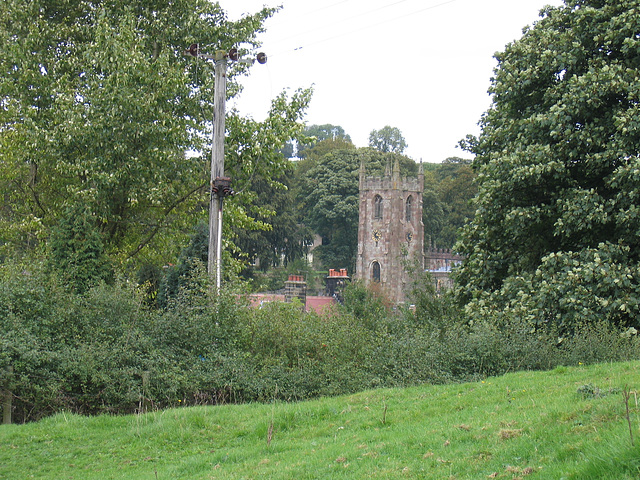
[405,195,413,222]
[372,261,381,283]
[374,195,383,220]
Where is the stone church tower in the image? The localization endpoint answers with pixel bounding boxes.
[355,159,425,304]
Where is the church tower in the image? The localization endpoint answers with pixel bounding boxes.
[355,159,425,303]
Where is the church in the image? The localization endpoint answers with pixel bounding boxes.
[355,158,425,304]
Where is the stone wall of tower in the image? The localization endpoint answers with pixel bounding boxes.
[355,159,425,304]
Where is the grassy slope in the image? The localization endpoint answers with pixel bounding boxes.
[2,361,640,479]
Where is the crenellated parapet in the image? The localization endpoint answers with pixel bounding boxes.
[359,159,424,193]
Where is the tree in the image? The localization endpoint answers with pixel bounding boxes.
[232,165,313,272]
[157,222,208,308]
[0,0,310,268]
[299,150,361,272]
[455,0,640,329]
[47,203,113,293]
[368,126,407,153]
[290,137,356,206]
[423,159,477,249]
[282,124,352,159]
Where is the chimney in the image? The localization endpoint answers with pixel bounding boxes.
[285,274,306,307]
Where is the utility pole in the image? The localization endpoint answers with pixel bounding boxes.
[186,45,266,290]
[210,50,227,292]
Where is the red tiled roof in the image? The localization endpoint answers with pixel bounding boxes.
[247,294,336,314]
[305,296,335,314]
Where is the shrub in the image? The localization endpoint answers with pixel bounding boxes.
[46,203,113,294]
[4,252,640,423]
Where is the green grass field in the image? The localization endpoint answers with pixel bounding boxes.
[2,361,640,479]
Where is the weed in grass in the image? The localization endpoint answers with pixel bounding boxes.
[622,385,635,446]
[267,420,274,447]
[381,401,387,425]
[498,428,523,440]
[577,383,621,399]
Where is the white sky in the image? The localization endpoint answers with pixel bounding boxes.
[220,0,563,163]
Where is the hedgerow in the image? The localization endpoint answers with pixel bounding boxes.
[1,262,639,423]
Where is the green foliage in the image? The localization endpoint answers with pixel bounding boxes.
[368,125,407,153]
[157,223,208,308]
[247,258,323,294]
[297,148,418,271]
[0,0,311,270]
[298,149,361,271]
[236,301,376,399]
[296,123,353,158]
[232,166,313,272]
[461,242,640,332]
[46,203,113,293]
[456,0,640,329]
[136,262,162,306]
[0,262,153,420]
[3,253,640,423]
[405,266,461,337]
[340,280,391,327]
[423,159,477,249]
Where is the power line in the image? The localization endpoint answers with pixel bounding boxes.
[266,0,461,57]
[266,0,425,47]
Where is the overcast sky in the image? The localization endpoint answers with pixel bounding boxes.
[219,0,563,163]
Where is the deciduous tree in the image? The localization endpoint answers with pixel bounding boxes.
[368,126,407,154]
[47,203,113,293]
[423,159,477,249]
[455,0,640,329]
[0,0,310,268]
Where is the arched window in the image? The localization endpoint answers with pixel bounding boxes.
[374,195,383,220]
[405,195,413,222]
[372,261,381,283]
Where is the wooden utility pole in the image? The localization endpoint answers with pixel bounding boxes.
[209,51,227,291]
[185,45,266,290]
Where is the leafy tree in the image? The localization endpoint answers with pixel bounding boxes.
[307,124,352,143]
[299,137,355,162]
[291,137,356,200]
[368,126,407,153]
[423,159,477,249]
[157,222,209,308]
[0,0,310,267]
[442,156,472,165]
[422,186,446,249]
[455,0,640,329]
[297,124,352,158]
[232,166,313,272]
[46,203,113,293]
[299,149,361,271]
[282,124,352,159]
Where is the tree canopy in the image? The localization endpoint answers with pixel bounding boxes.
[423,158,477,250]
[368,126,407,153]
[455,0,640,330]
[282,123,353,159]
[0,0,311,269]
[232,165,313,272]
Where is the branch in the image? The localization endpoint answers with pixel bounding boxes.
[126,182,206,260]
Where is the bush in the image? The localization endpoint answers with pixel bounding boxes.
[46,203,113,294]
[3,257,640,423]
[236,301,377,399]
